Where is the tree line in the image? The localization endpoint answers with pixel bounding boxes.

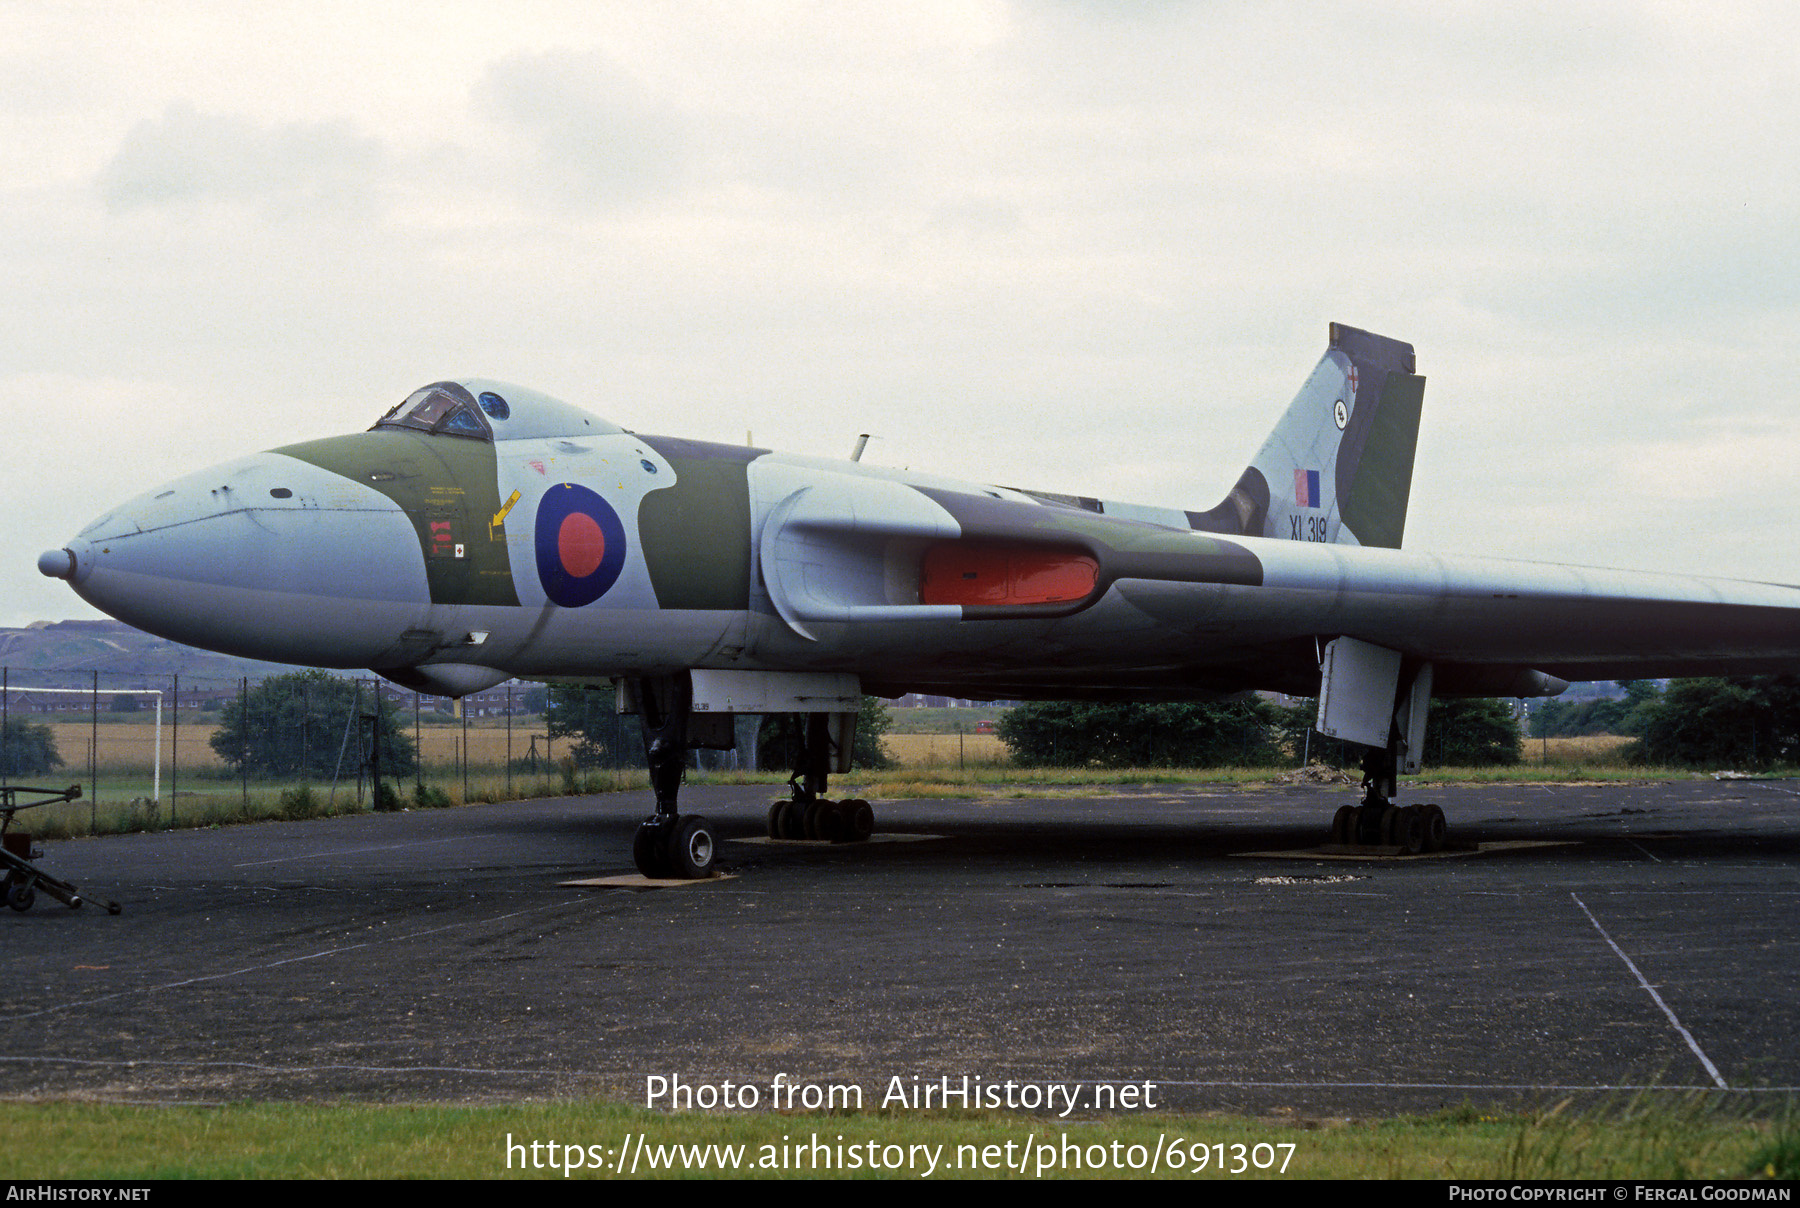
[996,697,1523,768]
[1533,676,1800,767]
[13,671,1800,777]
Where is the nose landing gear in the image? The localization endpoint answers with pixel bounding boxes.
[629,674,716,880]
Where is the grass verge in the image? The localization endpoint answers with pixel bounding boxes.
[0,1096,1788,1180]
[9,768,653,841]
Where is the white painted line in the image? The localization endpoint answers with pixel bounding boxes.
[1234,840,1571,862]
[1625,839,1663,863]
[1571,892,1727,1090]
[233,833,503,867]
[732,833,944,846]
[0,1054,586,1078]
[562,873,738,888]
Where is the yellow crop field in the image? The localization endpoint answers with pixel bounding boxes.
[1521,733,1635,765]
[30,720,561,776]
[38,722,218,773]
[882,732,1008,767]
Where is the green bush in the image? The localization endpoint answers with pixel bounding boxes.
[411,783,452,809]
[277,785,320,820]
[0,719,63,777]
[997,699,1283,767]
[211,670,417,779]
[1630,676,1800,767]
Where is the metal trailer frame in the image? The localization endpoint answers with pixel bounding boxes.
[1,785,122,914]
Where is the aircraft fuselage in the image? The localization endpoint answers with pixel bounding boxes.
[42,375,1800,704]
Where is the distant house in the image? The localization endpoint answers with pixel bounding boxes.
[895,693,1017,710]
[380,680,536,718]
[2,686,231,713]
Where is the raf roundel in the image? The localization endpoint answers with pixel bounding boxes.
[535,483,628,607]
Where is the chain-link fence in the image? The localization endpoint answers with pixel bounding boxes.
[0,668,699,839]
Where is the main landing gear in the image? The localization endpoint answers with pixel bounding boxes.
[764,713,875,843]
[1326,740,1449,855]
[623,672,871,877]
[629,674,717,880]
[1312,640,1454,855]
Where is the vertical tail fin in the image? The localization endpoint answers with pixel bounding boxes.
[1188,323,1424,549]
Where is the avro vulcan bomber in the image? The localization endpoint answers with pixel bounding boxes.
[41,325,1800,877]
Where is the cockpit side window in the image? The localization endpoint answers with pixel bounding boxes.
[373,382,494,441]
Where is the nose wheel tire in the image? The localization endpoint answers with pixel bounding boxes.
[667,815,716,879]
[635,815,715,879]
[633,818,672,879]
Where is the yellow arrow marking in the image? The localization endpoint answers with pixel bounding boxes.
[489,489,520,540]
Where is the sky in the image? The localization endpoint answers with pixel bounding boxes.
[6,0,1799,630]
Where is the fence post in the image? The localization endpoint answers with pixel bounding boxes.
[170,672,179,826]
[91,671,99,828]
[354,680,365,808]
[370,687,382,808]
[240,676,249,810]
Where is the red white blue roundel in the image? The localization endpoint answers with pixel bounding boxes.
[535,483,627,607]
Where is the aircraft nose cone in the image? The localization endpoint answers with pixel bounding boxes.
[38,547,74,579]
[36,538,93,584]
[55,450,431,666]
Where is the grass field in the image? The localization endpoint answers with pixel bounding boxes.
[31,719,562,776]
[882,732,1009,767]
[0,1096,1787,1180]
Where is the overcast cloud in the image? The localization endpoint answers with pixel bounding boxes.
[5,0,1798,630]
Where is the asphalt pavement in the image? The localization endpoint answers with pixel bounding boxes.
[1,777,1795,1118]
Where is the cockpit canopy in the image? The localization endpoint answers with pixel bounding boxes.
[372,379,622,443]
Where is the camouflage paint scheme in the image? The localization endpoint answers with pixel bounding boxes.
[41,326,1800,706]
